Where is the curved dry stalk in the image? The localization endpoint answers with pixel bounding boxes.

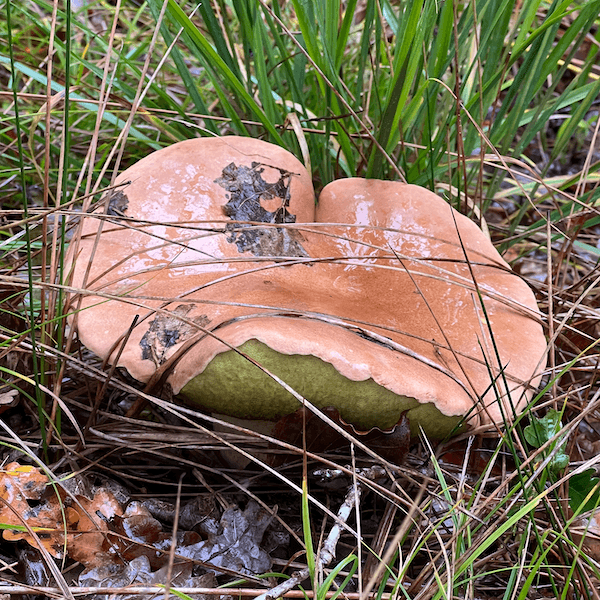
[255,479,363,600]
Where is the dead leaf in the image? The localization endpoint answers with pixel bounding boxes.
[0,462,67,557]
[270,406,411,465]
[67,489,123,566]
[0,462,123,562]
[0,389,19,414]
[1,464,278,584]
[177,501,273,575]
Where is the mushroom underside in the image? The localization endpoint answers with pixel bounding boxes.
[180,338,464,439]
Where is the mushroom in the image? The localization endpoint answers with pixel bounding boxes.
[67,137,547,439]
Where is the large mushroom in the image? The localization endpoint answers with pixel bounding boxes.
[66,136,547,439]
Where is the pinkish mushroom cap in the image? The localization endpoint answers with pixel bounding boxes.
[66,138,547,438]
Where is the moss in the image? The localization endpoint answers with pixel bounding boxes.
[180,339,462,438]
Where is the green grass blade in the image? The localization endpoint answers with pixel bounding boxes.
[302,478,316,584]
[156,0,284,144]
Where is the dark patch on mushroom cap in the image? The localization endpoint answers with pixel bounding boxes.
[215,161,308,258]
[140,305,210,366]
[106,191,129,217]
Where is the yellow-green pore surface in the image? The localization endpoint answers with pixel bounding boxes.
[179,339,463,439]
